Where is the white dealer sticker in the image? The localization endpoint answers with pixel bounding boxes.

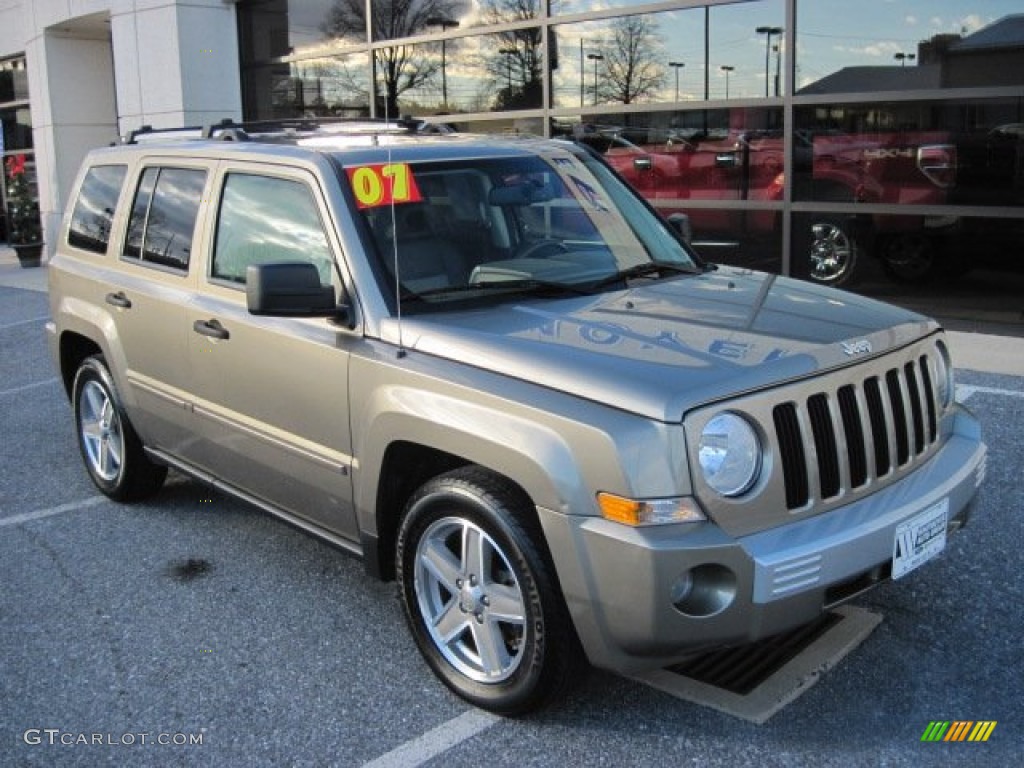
[892,498,949,579]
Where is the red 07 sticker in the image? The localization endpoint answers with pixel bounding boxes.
[345,163,423,208]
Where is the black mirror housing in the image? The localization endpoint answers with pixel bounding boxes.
[246,262,340,317]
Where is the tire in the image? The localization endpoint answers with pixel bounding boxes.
[879,234,940,284]
[396,467,583,715]
[72,355,167,501]
[798,215,860,286]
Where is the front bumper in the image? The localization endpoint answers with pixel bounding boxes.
[541,407,986,674]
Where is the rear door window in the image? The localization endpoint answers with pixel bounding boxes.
[122,167,207,271]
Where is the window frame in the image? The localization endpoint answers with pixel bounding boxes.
[118,162,211,276]
[204,162,342,296]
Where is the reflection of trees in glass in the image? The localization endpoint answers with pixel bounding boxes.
[481,0,545,110]
[596,16,666,105]
[321,0,461,115]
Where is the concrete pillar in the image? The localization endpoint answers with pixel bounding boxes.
[111,0,242,134]
[17,1,242,256]
[27,23,118,254]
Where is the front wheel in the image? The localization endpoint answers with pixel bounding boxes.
[396,467,583,715]
[72,355,166,501]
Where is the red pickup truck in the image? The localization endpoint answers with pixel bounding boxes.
[575,124,958,285]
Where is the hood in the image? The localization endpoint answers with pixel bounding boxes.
[383,268,938,421]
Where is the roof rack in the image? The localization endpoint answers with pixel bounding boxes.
[120,115,452,145]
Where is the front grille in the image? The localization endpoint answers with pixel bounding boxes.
[773,354,940,510]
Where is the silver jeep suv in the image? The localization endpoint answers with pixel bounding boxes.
[47,120,987,714]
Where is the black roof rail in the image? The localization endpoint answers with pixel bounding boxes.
[118,115,449,146]
[121,123,207,144]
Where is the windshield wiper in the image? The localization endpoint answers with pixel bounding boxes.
[411,279,594,301]
[588,261,699,290]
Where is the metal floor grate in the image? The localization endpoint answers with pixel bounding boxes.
[664,612,844,695]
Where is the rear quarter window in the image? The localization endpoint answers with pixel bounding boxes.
[67,165,127,255]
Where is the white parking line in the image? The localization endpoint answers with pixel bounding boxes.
[361,710,500,768]
[0,376,60,397]
[0,314,50,331]
[0,496,107,527]
[956,384,1024,403]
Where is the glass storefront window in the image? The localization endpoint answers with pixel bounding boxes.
[1,107,33,152]
[796,1,1024,93]
[551,1,784,106]
[794,98,1024,208]
[384,29,546,115]
[241,54,371,120]
[794,210,1024,333]
[552,10,705,107]
[558,106,783,271]
[0,57,30,103]
[238,0,350,60]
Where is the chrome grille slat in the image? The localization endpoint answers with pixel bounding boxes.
[773,354,941,511]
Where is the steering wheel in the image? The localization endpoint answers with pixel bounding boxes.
[517,239,569,260]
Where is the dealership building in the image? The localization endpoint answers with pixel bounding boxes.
[2,0,1022,329]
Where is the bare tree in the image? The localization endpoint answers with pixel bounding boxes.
[480,0,546,110]
[321,0,462,115]
[596,16,666,105]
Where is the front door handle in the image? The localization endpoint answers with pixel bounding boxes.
[192,318,230,341]
[105,291,132,309]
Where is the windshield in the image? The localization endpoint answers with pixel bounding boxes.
[347,148,699,309]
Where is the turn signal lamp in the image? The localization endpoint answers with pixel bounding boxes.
[597,493,706,526]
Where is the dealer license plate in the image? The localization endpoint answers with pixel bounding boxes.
[892,498,949,580]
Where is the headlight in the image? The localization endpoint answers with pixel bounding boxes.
[934,340,954,408]
[698,412,762,497]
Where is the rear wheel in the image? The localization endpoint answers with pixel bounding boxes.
[396,467,583,715]
[879,234,941,284]
[72,355,166,501]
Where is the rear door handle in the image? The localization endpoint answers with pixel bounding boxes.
[192,319,230,341]
[105,291,132,309]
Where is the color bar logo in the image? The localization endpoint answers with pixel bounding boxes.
[921,721,997,742]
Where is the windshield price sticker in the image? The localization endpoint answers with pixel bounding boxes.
[346,163,423,209]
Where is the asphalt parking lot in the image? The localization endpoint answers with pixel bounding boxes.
[1,260,1021,767]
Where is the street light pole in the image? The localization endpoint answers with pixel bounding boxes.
[773,44,781,97]
[427,16,460,108]
[755,26,783,98]
[587,52,604,106]
[894,52,916,67]
[720,65,734,99]
[668,61,685,102]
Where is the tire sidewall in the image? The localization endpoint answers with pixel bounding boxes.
[397,479,551,714]
[72,356,131,497]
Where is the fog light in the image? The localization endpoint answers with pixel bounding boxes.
[671,564,737,618]
[670,571,694,604]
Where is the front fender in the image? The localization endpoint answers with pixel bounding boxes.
[353,384,597,534]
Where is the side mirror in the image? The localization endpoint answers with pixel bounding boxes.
[666,213,693,245]
[246,262,345,320]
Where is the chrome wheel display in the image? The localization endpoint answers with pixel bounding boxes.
[808,219,858,285]
[414,517,527,683]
